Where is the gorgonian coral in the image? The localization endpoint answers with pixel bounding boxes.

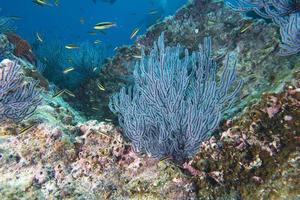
[226,0,300,56]
[109,33,243,162]
[0,59,42,122]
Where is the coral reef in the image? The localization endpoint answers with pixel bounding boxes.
[0,34,13,61]
[73,0,300,121]
[0,0,299,199]
[0,119,197,199]
[0,37,298,199]
[190,71,300,199]
[225,0,300,56]
[0,59,42,122]
[0,70,299,199]
[110,33,242,161]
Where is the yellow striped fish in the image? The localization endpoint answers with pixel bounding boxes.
[63,67,74,74]
[97,82,105,91]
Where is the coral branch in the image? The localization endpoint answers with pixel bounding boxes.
[109,33,243,162]
[0,59,42,122]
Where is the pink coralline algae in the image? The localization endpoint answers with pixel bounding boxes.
[263,96,281,118]
[0,118,198,199]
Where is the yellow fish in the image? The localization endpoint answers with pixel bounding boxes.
[63,67,74,74]
[130,28,140,39]
[98,131,110,138]
[159,156,172,163]
[132,55,142,59]
[97,82,105,91]
[36,32,43,43]
[240,22,253,33]
[53,89,65,98]
[65,44,79,49]
[149,9,159,15]
[94,22,116,30]
[19,123,36,134]
[94,40,101,44]
[65,89,75,97]
[92,107,100,111]
[9,16,23,20]
[33,0,52,7]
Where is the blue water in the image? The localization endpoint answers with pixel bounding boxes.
[0,0,187,52]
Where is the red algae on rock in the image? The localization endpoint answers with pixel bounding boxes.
[6,33,37,65]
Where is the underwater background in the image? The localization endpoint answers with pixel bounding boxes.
[1,0,187,52]
[0,0,299,199]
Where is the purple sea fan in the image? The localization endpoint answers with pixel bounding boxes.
[109,33,243,162]
[277,12,300,56]
[0,59,42,122]
[226,0,300,56]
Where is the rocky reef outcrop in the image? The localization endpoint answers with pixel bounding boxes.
[0,68,299,199]
[74,0,300,121]
[0,0,299,199]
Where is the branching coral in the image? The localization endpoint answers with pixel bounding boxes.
[226,0,300,56]
[109,33,243,162]
[0,59,42,122]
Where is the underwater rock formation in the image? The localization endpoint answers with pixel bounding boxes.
[0,66,299,199]
[191,71,300,199]
[0,0,299,199]
[6,33,37,65]
[0,33,299,199]
[225,0,300,56]
[73,0,300,122]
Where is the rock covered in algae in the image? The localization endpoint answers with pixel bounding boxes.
[0,70,299,199]
[73,0,299,120]
[0,33,197,199]
[0,119,197,199]
[0,0,299,199]
[188,71,300,199]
